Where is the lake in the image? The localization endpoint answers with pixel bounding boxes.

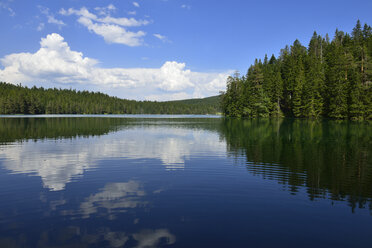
[0,116,371,247]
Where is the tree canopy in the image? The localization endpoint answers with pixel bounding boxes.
[221,20,372,120]
[0,82,221,115]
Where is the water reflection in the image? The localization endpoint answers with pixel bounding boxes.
[72,181,147,219]
[1,117,371,211]
[0,226,176,248]
[0,117,371,211]
[53,179,175,247]
[220,118,372,211]
[0,117,371,247]
[132,229,176,248]
[0,118,225,191]
[0,140,98,191]
[0,175,175,247]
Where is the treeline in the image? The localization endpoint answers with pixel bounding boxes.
[221,20,372,120]
[0,82,220,115]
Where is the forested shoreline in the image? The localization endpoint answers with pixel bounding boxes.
[0,82,220,115]
[221,21,372,120]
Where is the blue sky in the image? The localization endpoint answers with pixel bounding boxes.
[0,0,371,100]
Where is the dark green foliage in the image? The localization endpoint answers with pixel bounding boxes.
[221,21,372,120]
[246,60,270,117]
[324,40,349,119]
[303,32,325,118]
[221,72,245,117]
[0,83,221,115]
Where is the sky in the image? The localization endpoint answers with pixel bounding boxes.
[0,0,371,101]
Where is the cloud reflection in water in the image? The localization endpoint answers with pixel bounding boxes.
[0,125,225,191]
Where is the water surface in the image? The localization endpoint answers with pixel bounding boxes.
[0,117,371,247]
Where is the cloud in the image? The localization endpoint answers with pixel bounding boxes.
[0,33,97,84]
[181,4,191,10]
[153,34,166,40]
[97,16,149,27]
[48,16,65,26]
[60,6,149,46]
[128,11,136,15]
[0,33,231,100]
[153,33,171,43]
[37,23,45,31]
[133,2,140,8]
[0,1,15,16]
[38,6,65,28]
[94,4,116,16]
[157,61,193,91]
[61,7,148,27]
[59,7,96,20]
[77,16,146,46]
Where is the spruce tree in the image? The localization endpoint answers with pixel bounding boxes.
[324,40,349,118]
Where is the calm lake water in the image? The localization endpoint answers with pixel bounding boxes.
[0,116,371,247]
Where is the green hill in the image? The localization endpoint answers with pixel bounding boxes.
[170,95,220,105]
[0,82,221,115]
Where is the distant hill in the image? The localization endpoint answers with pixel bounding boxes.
[0,82,221,115]
[170,95,220,105]
[167,95,221,112]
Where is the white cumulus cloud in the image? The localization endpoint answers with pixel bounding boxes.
[60,6,149,46]
[133,2,140,8]
[0,33,231,101]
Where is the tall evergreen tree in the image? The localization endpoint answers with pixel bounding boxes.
[264,55,283,117]
[247,60,270,117]
[288,40,307,117]
[303,33,325,118]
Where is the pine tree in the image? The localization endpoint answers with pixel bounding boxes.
[264,55,283,117]
[303,33,325,118]
[324,36,349,118]
[246,60,270,117]
[290,40,307,117]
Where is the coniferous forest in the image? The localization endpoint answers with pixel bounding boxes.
[0,82,220,115]
[221,21,372,120]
